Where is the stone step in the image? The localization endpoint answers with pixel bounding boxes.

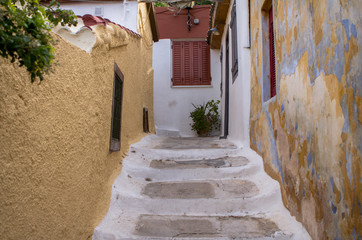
[121,151,263,182]
[108,176,281,216]
[130,135,238,150]
[93,212,308,240]
[93,136,311,240]
[133,214,291,239]
[122,162,260,182]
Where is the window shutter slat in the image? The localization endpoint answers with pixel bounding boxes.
[191,42,199,85]
[172,41,183,86]
[184,42,192,85]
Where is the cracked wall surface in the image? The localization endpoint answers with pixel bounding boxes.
[0,3,155,239]
[249,0,361,239]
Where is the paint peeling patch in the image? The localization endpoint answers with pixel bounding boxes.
[307,151,314,167]
[345,145,352,185]
[333,42,345,82]
[264,107,283,183]
[341,19,351,40]
[281,59,299,76]
[345,42,349,52]
[331,202,337,214]
[330,177,335,192]
[341,96,349,133]
[257,142,262,152]
[350,24,357,38]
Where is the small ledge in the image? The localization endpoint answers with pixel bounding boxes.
[171,85,213,89]
[262,95,277,108]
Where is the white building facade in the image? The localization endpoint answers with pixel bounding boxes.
[209,0,251,147]
[153,39,221,137]
[59,0,138,33]
[153,6,221,137]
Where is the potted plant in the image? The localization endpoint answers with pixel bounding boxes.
[189,100,220,136]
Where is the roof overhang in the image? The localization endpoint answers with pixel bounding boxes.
[146,2,160,42]
[207,0,230,49]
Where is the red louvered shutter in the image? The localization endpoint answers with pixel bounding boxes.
[192,41,200,85]
[172,41,183,86]
[269,7,276,97]
[172,41,210,86]
[200,42,211,85]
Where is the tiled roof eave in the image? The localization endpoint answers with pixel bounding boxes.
[80,14,142,38]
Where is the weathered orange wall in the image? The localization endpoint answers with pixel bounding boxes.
[156,6,210,39]
[249,0,361,239]
[0,3,154,239]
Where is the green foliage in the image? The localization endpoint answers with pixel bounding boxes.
[189,100,220,136]
[154,2,168,7]
[0,0,77,82]
[153,1,212,7]
[194,1,212,5]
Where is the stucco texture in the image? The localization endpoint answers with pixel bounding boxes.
[0,3,154,239]
[249,0,361,239]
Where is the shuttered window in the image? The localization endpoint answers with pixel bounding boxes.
[172,41,211,86]
[269,6,276,98]
[230,1,238,82]
[110,63,123,152]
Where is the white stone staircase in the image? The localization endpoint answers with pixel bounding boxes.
[93,135,311,240]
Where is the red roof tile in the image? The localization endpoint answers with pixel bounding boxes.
[80,14,142,38]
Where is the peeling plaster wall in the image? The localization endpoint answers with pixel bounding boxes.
[249,0,361,239]
[0,3,154,239]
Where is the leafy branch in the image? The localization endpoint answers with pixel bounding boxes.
[0,0,77,82]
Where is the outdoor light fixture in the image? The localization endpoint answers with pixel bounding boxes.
[209,26,220,35]
[208,23,225,36]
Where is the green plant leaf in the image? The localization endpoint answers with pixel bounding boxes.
[0,0,77,82]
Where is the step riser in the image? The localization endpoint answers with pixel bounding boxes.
[122,164,261,182]
[109,190,282,216]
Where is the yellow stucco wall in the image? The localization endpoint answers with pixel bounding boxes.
[250,0,361,239]
[0,3,154,239]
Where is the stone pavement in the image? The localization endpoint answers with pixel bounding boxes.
[93,135,311,240]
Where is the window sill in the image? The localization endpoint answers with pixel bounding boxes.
[262,95,277,108]
[171,85,213,88]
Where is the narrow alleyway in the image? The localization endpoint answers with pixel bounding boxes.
[93,135,311,239]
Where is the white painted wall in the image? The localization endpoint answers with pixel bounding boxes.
[153,39,222,137]
[60,0,138,33]
[219,0,251,147]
